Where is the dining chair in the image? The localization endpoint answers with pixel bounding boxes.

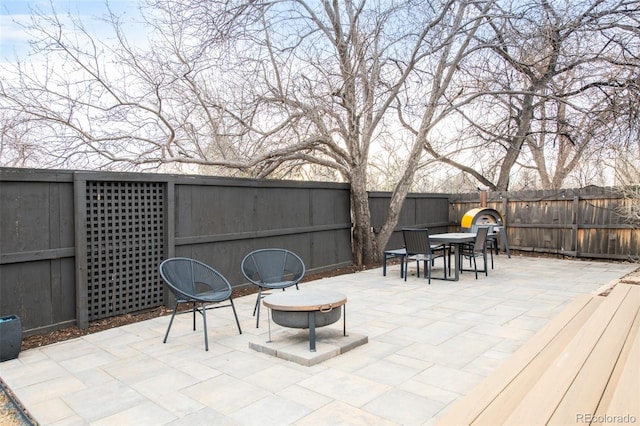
[402,228,448,283]
[481,225,496,269]
[459,226,490,279]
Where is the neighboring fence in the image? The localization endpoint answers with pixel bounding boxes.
[0,168,354,333]
[449,186,640,261]
[369,191,451,250]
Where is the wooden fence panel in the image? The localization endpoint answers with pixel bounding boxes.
[449,188,639,261]
[172,179,353,287]
[1,168,356,333]
[4,165,636,335]
[369,192,451,250]
[0,170,76,333]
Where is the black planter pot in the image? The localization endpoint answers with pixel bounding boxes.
[0,315,22,362]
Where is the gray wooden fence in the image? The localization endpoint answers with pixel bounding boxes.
[3,167,636,336]
[369,191,451,250]
[449,187,640,261]
[1,168,451,335]
[0,168,354,333]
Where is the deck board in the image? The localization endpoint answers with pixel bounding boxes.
[548,284,640,424]
[436,294,602,426]
[437,283,640,426]
[601,316,640,421]
[593,285,640,424]
[472,295,604,426]
[505,284,634,424]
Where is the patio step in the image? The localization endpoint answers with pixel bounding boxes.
[437,283,640,425]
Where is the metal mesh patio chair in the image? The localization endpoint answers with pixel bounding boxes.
[159,258,242,351]
[459,226,490,279]
[241,248,306,328]
[402,228,448,283]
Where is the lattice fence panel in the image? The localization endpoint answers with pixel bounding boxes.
[85,181,165,320]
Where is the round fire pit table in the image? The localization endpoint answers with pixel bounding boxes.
[263,289,347,352]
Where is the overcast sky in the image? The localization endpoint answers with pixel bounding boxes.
[0,0,139,60]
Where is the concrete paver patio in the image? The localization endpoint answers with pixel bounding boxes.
[0,256,636,425]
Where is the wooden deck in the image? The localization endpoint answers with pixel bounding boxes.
[437,281,640,425]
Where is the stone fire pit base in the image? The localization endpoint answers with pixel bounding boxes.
[249,328,368,366]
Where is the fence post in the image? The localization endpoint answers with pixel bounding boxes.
[573,196,580,258]
[73,174,89,328]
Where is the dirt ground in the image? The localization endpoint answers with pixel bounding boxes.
[0,393,20,426]
[0,383,28,426]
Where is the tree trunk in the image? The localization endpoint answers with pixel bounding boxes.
[496,92,536,190]
[350,171,378,266]
[375,135,426,258]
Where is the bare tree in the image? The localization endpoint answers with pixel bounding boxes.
[1,0,492,264]
[602,149,640,227]
[225,0,495,264]
[3,0,637,264]
[608,127,640,227]
[423,0,640,191]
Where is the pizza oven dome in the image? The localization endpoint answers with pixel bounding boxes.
[461,207,504,232]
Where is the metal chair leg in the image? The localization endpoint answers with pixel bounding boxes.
[404,257,409,281]
[230,299,242,334]
[163,304,179,344]
[483,250,488,276]
[192,302,197,330]
[254,288,263,328]
[473,256,478,279]
[201,303,209,351]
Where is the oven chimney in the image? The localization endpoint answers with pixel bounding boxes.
[477,185,489,208]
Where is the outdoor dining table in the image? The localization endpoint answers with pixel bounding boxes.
[429,232,476,281]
